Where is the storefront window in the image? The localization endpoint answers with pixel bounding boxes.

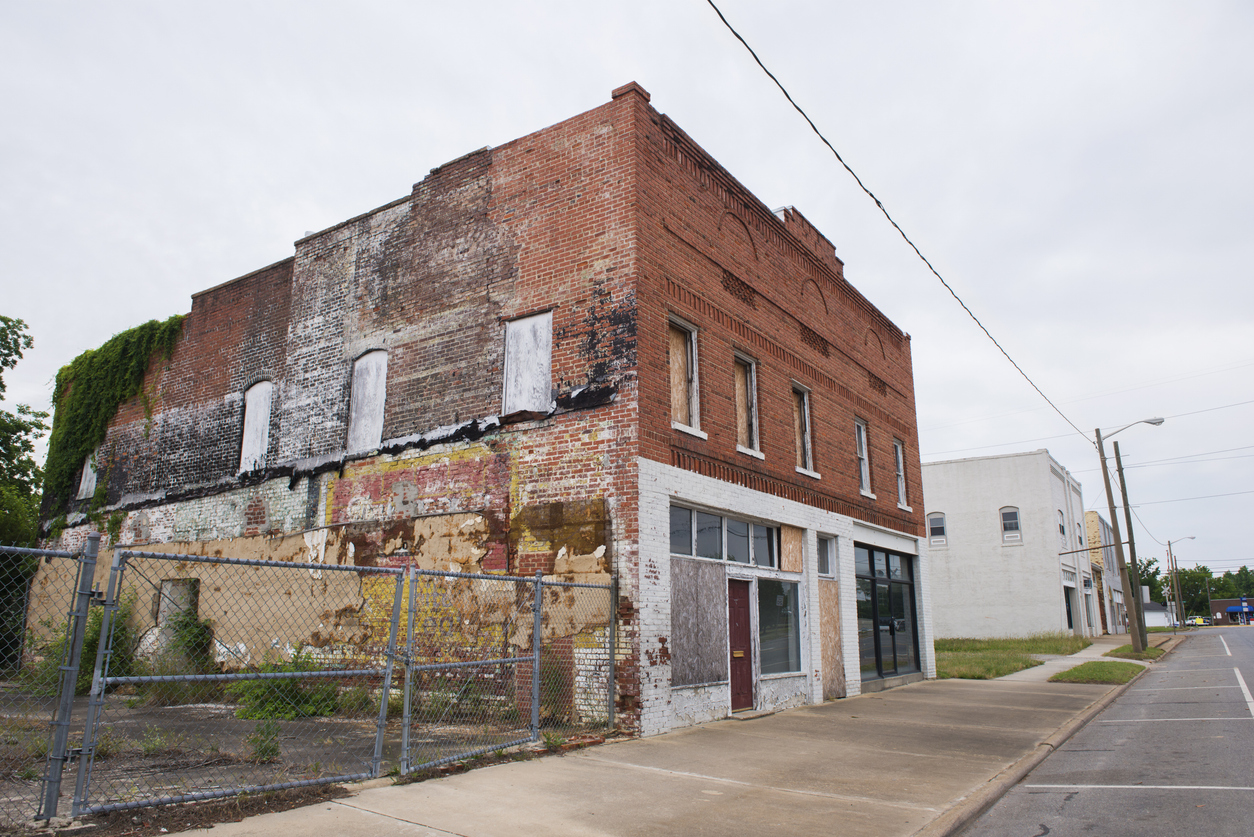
[758,579,800,674]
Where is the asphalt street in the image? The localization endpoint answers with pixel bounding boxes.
[964,628,1254,836]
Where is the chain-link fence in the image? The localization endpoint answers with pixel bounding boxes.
[0,537,614,828]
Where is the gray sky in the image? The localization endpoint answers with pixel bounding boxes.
[3,1,1250,577]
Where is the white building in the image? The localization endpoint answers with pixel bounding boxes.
[922,450,1098,639]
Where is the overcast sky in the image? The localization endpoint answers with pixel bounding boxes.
[2,1,1250,578]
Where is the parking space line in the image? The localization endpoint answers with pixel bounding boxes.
[1221,636,1232,656]
[1136,685,1240,691]
[1026,784,1254,791]
[1235,668,1254,717]
[1098,717,1254,723]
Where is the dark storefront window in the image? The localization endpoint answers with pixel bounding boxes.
[855,544,919,680]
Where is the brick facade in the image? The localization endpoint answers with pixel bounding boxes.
[43,83,928,734]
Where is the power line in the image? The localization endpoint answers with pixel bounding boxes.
[703,0,1091,445]
[1163,398,1254,421]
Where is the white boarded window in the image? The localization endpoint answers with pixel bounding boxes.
[238,380,274,473]
[347,350,387,454]
[76,446,100,500]
[503,311,553,415]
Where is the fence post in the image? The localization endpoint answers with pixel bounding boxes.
[400,567,417,774]
[39,532,100,821]
[371,572,405,778]
[72,548,126,817]
[531,570,543,740]
[608,572,617,730]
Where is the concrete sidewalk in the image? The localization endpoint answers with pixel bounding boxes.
[190,637,1174,837]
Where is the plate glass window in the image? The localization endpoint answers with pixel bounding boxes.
[758,579,801,674]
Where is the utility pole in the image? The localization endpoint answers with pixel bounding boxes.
[1206,577,1214,624]
[1166,536,1195,628]
[1113,441,1150,651]
[1097,429,1145,653]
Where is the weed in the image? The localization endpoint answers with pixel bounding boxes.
[541,731,566,751]
[338,685,375,717]
[17,764,40,781]
[139,727,180,756]
[246,720,281,763]
[1050,660,1144,684]
[227,650,338,720]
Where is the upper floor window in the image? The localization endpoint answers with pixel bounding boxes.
[503,311,553,415]
[670,505,779,568]
[238,380,274,473]
[734,355,759,454]
[347,350,387,454]
[927,513,946,546]
[1001,506,1021,543]
[855,419,872,495]
[1058,510,1066,537]
[793,386,815,475]
[76,446,101,500]
[893,439,908,509]
[669,319,700,432]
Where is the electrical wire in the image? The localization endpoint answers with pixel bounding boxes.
[703,0,1092,445]
[922,432,1078,458]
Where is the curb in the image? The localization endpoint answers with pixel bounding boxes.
[913,635,1185,837]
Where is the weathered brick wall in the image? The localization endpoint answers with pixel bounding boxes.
[631,100,923,538]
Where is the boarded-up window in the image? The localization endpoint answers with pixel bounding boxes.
[855,419,870,492]
[347,350,387,454]
[734,356,757,450]
[792,387,812,470]
[669,322,697,428]
[76,447,100,500]
[670,556,728,686]
[238,380,273,473]
[503,311,553,415]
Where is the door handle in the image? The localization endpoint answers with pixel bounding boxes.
[732,650,745,658]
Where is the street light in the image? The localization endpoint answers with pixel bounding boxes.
[1096,417,1164,653]
[1167,536,1196,627]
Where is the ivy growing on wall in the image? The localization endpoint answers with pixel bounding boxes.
[43,315,185,513]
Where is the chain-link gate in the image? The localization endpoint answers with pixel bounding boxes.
[0,536,100,828]
[1,539,614,828]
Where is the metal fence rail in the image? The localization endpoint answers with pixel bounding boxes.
[0,540,615,828]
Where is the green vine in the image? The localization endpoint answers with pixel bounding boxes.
[43,315,185,514]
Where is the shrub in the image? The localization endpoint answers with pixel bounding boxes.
[227,651,338,720]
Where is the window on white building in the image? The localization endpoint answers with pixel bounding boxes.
[1001,506,1021,543]
[817,536,835,576]
[927,513,946,546]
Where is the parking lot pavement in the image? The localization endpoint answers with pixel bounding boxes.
[196,674,1121,837]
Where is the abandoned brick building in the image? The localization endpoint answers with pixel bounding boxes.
[40,83,933,735]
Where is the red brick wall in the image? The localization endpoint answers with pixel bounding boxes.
[632,103,923,537]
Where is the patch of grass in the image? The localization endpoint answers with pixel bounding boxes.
[1050,661,1144,684]
[1147,626,1183,633]
[935,632,1092,656]
[934,633,1091,680]
[936,650,1042,680]
[245,720,281,763]
[1104,645,1165,661]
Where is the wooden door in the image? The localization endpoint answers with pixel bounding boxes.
[728,579,753,711]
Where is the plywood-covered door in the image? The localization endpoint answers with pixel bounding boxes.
[728,579,753,711]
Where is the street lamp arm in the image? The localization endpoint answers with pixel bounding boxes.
[1099,417,1166,442]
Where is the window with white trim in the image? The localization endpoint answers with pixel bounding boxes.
[669,320,699,431]
[793,386,814,473]
[238,380,274,473]
[1001,506,1021,543]
[817,536,835,577]
[503,311,553,415]
[855,419,872,495]
[893,439,908,508]
[927,512,946,546]
[669,505,779,568]
[347,350,387,454]
[734,355,759,454]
